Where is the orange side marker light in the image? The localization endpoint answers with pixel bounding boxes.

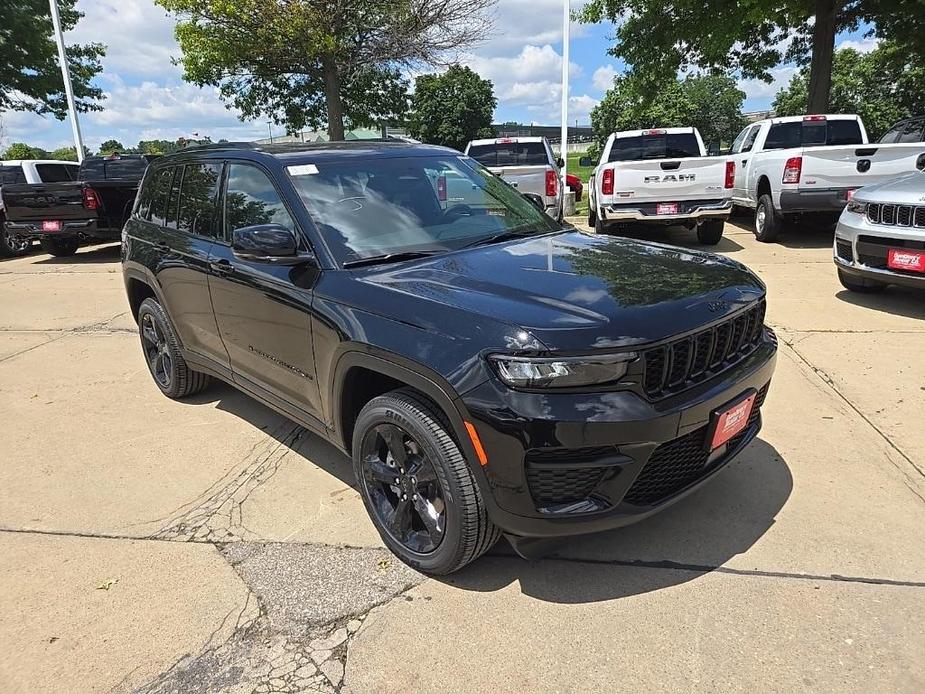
[464,421,489,467]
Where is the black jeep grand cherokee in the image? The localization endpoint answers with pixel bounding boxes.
[122,142,776,574]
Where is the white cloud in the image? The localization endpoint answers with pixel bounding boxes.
[477,0,590,57]
[837,37,879,53]
[737,66,799,99]
[592,65,617,92]
[569,94,599,122]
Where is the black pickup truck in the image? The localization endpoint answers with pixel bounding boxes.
[1,154,156,256]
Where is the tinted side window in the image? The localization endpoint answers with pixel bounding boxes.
[0,166,26,185]
[730,126,751,154]
[741,127,760,153]
[764,122,802,150]
[826,120,863,145]
[224,164,295,237]
[148,168,175,226]
[165,167,183,229]
[896,120,925,143]
[879,126,901,144]
[177,163,222,237]
[35,163,74,182]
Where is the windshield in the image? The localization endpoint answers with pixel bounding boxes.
[608,133,701,161]
[289,155,560,265]
[467,141,548,167]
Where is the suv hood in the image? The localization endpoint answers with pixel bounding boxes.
[359,231,765,351]
[855,170,925,203]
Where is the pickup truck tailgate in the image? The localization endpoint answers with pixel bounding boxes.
[800,143,925,190]
[601,157,727,203]
[487,165,549,196]
[1,183,86,224]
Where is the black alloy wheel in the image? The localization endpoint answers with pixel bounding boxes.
[136,297,210,399]
[359,422,446,554]
[141,311,173,389]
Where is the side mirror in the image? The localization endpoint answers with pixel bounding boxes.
[578,156,594,168]
[522,192,546,212]
[232,224,308,264]
[556,157,565,168]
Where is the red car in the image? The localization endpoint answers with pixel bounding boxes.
[566,173,583,202]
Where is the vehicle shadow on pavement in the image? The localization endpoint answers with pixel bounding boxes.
[608,224,746,254]
[441,438,792,603]
[835,287,925,320]
[32,242,121,265]
[726,219,835,249]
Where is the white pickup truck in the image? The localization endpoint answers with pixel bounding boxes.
[583,127,733,245]
[728,114,925,242]
[464,137,564,221]
[0,159,79,256]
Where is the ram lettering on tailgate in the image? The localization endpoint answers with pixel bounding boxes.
[643,174,696,183]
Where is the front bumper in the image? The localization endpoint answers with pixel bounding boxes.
[779,187,853,214]
[833,209,925,288]
[600,199,731,223]
[461,331,777,538]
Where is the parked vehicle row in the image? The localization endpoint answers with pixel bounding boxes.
[1,153,154,257]
[0,159,80,256]
[122,141,777,574]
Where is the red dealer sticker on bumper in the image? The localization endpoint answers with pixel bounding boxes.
[706,391,757,451]
[656,203,678,215]
[42,220,62,232]
[888,248,925,273]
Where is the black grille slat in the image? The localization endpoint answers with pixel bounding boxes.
[867,202,925,227]
[624,385,769,505]
[641,300,767,399]
[836,240,853,262]
[897,205,913,226]
[867,203,881,224]
[525,449,614,507]
[882,204,897,225]
[915,207,925,228]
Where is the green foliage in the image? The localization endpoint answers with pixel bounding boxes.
[48,146,87,161]
[0,0,105,118]
[591,74,746,148]
[136,140,181,155]
[407,66,497,151]
[3,143,49,160]
[773,41,925,140]
[578,0,925,109]
[98,139,126,155]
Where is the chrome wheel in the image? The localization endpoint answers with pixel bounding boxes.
[755,206,766,233]
[360,423,446,554]
[1,228,30,255]
[141,312,172,388]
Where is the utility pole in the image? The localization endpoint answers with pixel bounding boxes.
[48,0,85,162]
[559,0,569,186]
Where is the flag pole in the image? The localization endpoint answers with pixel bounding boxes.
[559,0,570,190]
[48,0,86,162]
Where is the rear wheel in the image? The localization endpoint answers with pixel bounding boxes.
[754,194,781,243]
[137,297,210,399]
[696,219,725,245]
[0,226,31,258]
[588,207,597,228]
[39,237,79,257]
[837,268,887,293]
[353,390,500,575]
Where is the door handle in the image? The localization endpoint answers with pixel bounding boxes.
[741,159,748,166]
[209,260,234,275]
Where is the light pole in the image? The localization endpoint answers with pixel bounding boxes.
[48,0,85,162]
[559,0,570,189]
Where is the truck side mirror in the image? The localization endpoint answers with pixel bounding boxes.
[556,157,565,168]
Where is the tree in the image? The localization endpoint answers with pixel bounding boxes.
[98,139,126,155]
[590,74,746,149]
[3,143,49,160]
[157,0,497,141]
[773,41,925,140]
[578,0,925,113]
[136,140,180,155]
[0,0,105,118]
[407,66,496,151]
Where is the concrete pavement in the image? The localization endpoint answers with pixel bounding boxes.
[0,222,923,692]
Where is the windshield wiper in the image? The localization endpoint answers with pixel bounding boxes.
[459,229,539,250]
[342,250,444,268]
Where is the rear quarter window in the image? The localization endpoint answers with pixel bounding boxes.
[467,141,549,166]
[0,166,27,185]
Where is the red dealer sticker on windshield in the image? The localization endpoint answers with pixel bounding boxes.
[888,248,925,273]
[706,391,757,451]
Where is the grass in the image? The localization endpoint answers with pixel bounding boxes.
[565,151,594,217]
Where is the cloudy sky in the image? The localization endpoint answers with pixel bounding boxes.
[2,0,879,152]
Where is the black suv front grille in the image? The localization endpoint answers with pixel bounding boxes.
[623,384,769,506]
[641,300,766,398]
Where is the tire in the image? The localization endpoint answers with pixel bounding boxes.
[353,389,501,575]
[595,216,611,235]
[754,194,781,243]
[0,222,31,258]
[39,237,80,257]
[137,297,210,399]
[837,268,887,293]
[696,219,725,245]
[588,207,597,228]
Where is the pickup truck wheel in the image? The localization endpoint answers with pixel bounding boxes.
[39,237,80,257]
[137,297,210,399]
[0,228,31,257]
[353,390,500,575]
[696,219,725,245]
[754,195,781,243]
[588,208,597,228]
[594,217,612,235]
[837,268,887,293]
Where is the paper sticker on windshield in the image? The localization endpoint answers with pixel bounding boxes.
[287,164,319,176]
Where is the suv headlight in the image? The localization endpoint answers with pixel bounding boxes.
[489,353,637,389]
[845,200,866,215]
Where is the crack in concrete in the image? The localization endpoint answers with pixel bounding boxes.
[0,311,134,363]
[149,422,304,543]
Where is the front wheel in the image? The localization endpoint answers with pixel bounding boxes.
[39,237,80,257]
[137,297,210,399]
[837,268,887,293]
[696,219,725,245]
[353,390,500,575]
